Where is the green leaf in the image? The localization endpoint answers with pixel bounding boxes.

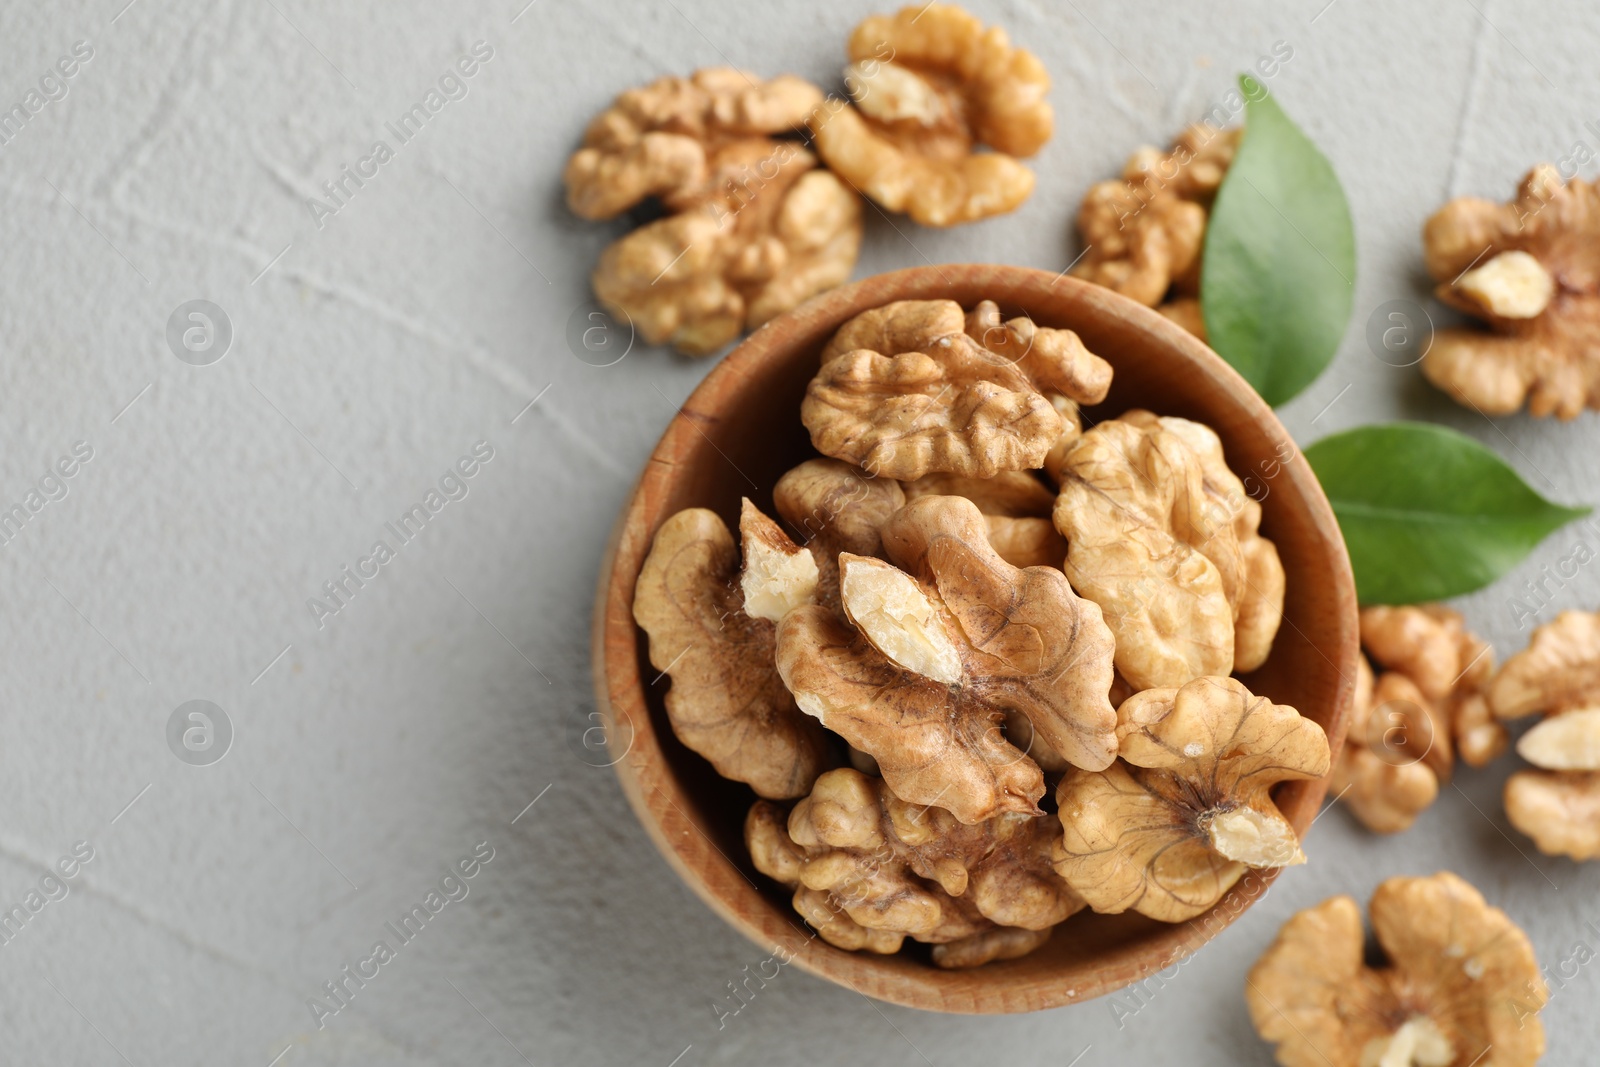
[1201,76,1355,406]
[1304,422,1590,604]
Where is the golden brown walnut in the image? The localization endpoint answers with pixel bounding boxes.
[902,469,1065,569]
[593,147,862,355]
[1422,164,1600,418]
[1336,606,1502,834]
[1040,394,1083,487]
[747,769,1081,967]
[771,457,906,615]
[803,300,1113,480]
[1072,125,1240,327]
[564,68,823,220]
[633,502,831,798]
[775,495,1118,823]
[930,926,1052,968]
[1052,411,1285,689]
[1491,610,1600,858]
[1053,677,1330,923]
[1246,872,1547,1067]
[807,4,1052,226]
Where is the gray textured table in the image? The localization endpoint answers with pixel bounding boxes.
[2,0,1598,1063]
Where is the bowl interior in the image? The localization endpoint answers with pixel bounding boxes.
[593,264,1357,1013]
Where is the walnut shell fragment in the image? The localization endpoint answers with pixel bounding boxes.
[632,502,831,798]
[775,495,1117,823]
[1052,411,1285,690]
[803,299,1113,481]
[1247,872,1547,1067]
[808,4,1052,226]
[1053,676,1329,923]
[746,768,1081,967]
[1492,609,1600,859]
[1422,164,1600,418]
[1072,124,1240,334]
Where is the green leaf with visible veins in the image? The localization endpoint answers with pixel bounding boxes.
[1201,75,1355,406]
[1304,422,1591,604]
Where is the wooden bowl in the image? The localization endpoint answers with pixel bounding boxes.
[591,264,1358,1013]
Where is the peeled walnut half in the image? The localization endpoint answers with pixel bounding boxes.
[632,500,831,798]
[746,768,1081,967]
[1072,124,1241,337]
[775,495,1118,823]
[808,4,1052,226]
[568,69,863,354]
[1334,605,1504,834]
[803,300,1112,481]
[1422,165,1600,418]
[1247,872,1547,1067]
[1053,412,1282,689]
[1053,677,1329,923]
[771,457,906,616]
[1491,609,1600,859]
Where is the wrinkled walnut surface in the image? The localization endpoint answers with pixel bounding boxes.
[901,468,1065,570]
[633,503,831,798]
[771,457,906,616]
[808,4,1052,225]
[803,299,1112,480]
[1422,165,1600,418]
[746,768,1080,966]
[776,495,1117,823]
[1054,677,1329,923]
[1247,872,1547,1067]
[1072,124,1240,330]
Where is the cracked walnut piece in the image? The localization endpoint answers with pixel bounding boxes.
[807,4,1051,225]
[1247,871,1547,1067]
[592,145,862,355]
[1052,411,1285,690]
[632,500,831,799]
[1492,609,1600,859]
[771,457,906,617]
[746,768,1080,967]
[1053,677,1329,923]
[803,299,1112,481]
[1072,124,1241,337]
[1334,605,1503,835]
[775,495,1118,824]
[1422,164,1600,418]
[901,469,1065,570]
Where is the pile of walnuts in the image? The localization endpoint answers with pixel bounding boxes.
[634,297,1330,967]
[564,4,1054,356]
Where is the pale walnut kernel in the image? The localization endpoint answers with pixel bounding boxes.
[1504,771,1600,861]
[808,4,1053,226]
[771,457,906,616]
[1072,125,1241,331]
[775,495,1117,823]
[1488,608,1600,720]
[739,498,820,622]
[633,504,831,798]
[1246,872,1547,1067]
[1331,659,1442,835]
[1051,414,1239,690]
[802,300,1112,481]
[1422,165,1600,418]
[747,770,1080,967]
[1053,677,1329,923]
[564,69,822,220]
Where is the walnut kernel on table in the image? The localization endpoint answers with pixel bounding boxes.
[1490,609,1600,859]
[776,495,1118,824]
[565,69,862,355]
[1333,605,1503,835]
[1422,164,1600,418]
[1072,124,1241,339]
[1051,411,1286,691]
[807,4,1052,226]
[632,500,832,799]
[746,768,1081,967]
[803,299,1112,481]
[1053,676,1329,923]
[1247,872,1547,1067]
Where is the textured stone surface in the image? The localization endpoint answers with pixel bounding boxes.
[0,0,1597,1063]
